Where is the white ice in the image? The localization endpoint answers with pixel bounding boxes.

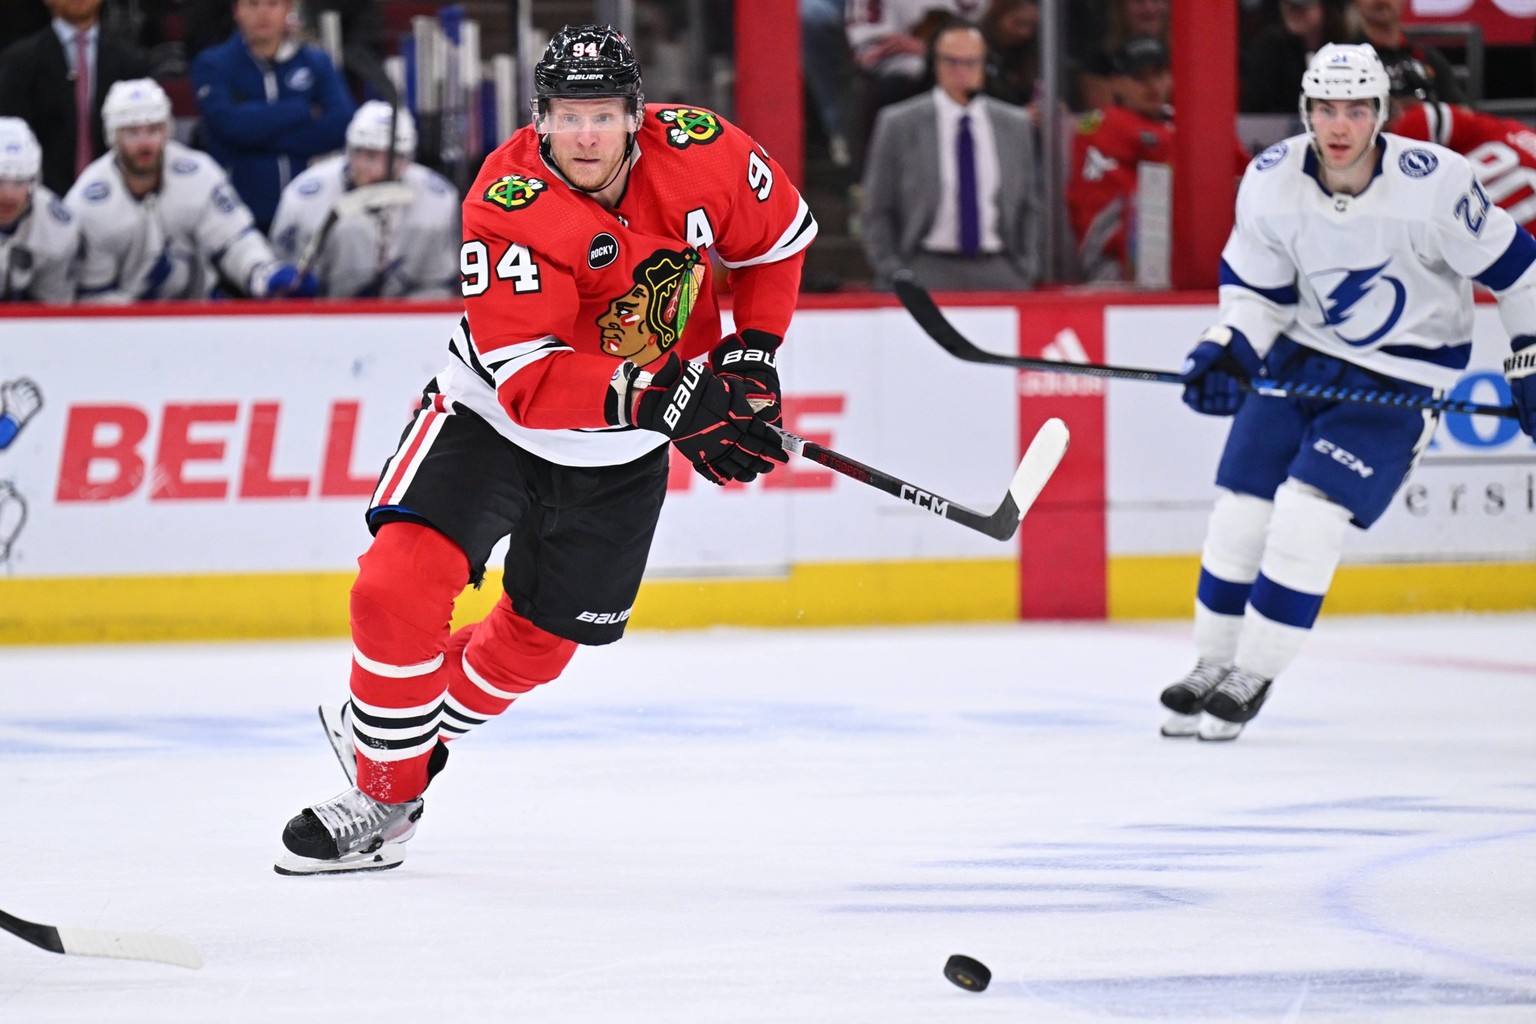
[1,613,1534,1022]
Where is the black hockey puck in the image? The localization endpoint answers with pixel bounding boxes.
[943,953,990,992]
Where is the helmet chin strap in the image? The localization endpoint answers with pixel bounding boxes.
[543,132,638,196]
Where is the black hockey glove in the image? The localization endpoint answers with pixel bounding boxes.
[1180,325,1262,417]
[608,353,788,485]
[710,329,783,426]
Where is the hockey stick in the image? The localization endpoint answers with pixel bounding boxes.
[0,907,202,969]
[294,180,417,280]
[892,272,1519,419]
[770,418,1069,542]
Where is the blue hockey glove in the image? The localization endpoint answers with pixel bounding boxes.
[607,354,788,485]
[258,262,320,299]
[1181,326,1262,417]
[1504,334,1536,439]
[710,329,782,426]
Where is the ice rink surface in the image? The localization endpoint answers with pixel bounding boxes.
[1,613,1533,1023]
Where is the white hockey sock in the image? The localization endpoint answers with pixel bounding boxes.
[1193,489,1273,664]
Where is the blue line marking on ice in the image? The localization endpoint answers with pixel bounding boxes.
[1321,827,1536,980]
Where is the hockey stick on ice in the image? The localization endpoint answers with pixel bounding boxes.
[294,180,417,280]
[770,418,1069,542]
[892,272,1519,419]
[0,907,202,969]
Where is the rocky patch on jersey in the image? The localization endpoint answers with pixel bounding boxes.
[483,174,547,211]
[588,232,619,269]
[596,247,704,365]
[658,107,724,149]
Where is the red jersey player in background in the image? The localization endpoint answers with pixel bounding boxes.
[1386,55,1536,234]
[1066,35,1249,282]
[276,24,817,874]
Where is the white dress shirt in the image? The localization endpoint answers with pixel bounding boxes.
[922,87,1003,255]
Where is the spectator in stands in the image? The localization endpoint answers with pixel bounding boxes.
[1067,36,1248,282]
[1077,0,1167,112]
[1387,55,1536,235]
[66,78,316,301]
[190,0,354,232]
[981,0,1039,108]
[1351,0,1464,104]
[860,20,1038,290]
[845,0,986,166]
[1241,0,1349,114]
[0,0,151,198]
[0,117,80,303]
[803,0,852,168]
[270,101,459,299]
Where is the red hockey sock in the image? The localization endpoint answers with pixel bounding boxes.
[438,593,577,741]
[348,522,469,802]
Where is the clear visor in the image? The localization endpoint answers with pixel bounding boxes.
[535,106,641,134]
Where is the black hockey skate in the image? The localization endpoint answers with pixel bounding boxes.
[1159,659,1229,738]
[274,788,424,875]
[1197,668,1272,742]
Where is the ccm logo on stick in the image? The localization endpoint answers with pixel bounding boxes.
[900,484,950,516]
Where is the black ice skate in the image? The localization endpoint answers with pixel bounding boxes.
[1197,668,1273,742]
[274,787,424,875]
[1159,659,1229,738]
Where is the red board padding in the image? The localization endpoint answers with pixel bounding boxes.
[1015,299,1107,620]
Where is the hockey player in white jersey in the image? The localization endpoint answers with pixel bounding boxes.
[1162,43,1536,741]
[0,118,80,303]
[65,79,317,303]
[269,101,460,299]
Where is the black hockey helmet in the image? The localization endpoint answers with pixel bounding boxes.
[533,24,644,116]
[1385,54,1437,103]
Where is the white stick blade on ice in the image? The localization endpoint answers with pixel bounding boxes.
[1008,417,1070,520]
[55,926,203,970]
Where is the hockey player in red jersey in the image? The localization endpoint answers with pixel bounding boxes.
[276,24,817,874]
[1387,56,1536,234]
[1066,36,1248,282]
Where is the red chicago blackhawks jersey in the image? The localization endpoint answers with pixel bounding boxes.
[1391,103,1536,233]
[444,103,817,466]
[1066,107,1249,281]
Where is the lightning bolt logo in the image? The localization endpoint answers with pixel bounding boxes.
[1316,261,1407,347]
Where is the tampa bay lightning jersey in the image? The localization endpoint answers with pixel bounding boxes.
[1218,132,1536,390]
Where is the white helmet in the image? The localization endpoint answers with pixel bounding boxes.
[346,101,417,157]
[102,78,172,138]
[0,117,41,182]
[1299,43,1390,142]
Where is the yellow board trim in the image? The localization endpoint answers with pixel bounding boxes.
[1109,554,1536,619]
[0,559,1020,646]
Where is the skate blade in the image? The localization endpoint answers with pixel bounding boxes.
[1160,712,1201,738]
[318,703,359,785]
[274,843,406,876]
[1197,714,1244,742]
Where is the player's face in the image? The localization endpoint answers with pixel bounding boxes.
[0,179,31,227]
[933,28,988,105]
[1309,99,1378,170]
[544,98,633,192]
[114,122,168,177]
[1115,67,1172,120]
[348,148,404,186]
[597,282,656,360]
[234,0,292,50]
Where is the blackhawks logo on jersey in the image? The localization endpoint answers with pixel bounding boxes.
[596,247,705,366]
[483,174,547,211]
[657,107,724,149]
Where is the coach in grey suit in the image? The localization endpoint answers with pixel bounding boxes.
[860,21,1039,291]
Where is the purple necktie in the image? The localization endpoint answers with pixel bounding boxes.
[74,30,91,176]
[957,113,980,259]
